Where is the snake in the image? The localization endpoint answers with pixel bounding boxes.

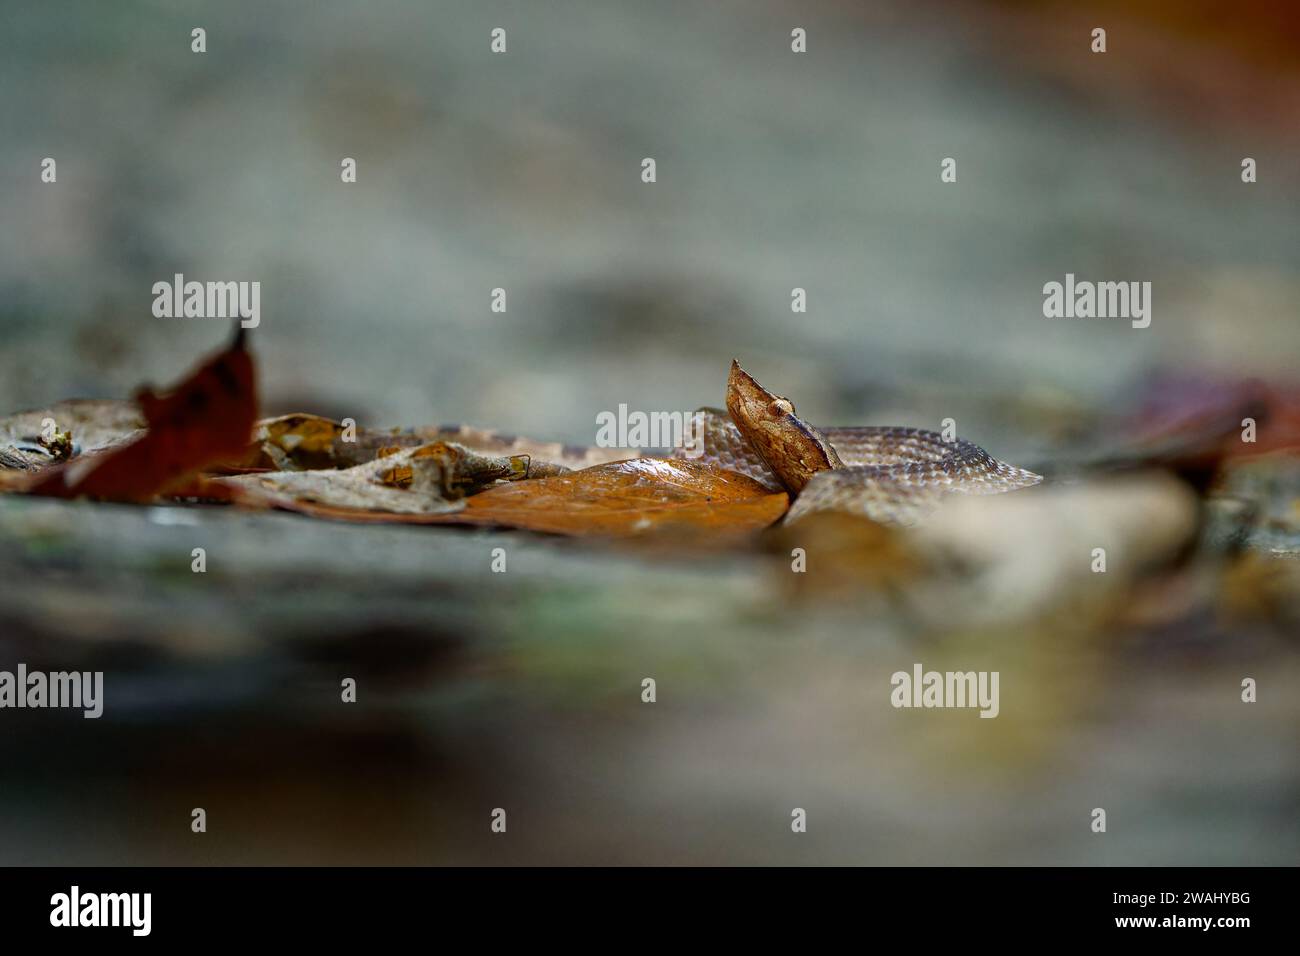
[434,361,1042,526]
[2,360,1041,525]
[681,361,1042,525]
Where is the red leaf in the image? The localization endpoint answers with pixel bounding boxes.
[26,330,258,501]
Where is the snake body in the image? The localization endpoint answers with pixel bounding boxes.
[674,362,1043,525]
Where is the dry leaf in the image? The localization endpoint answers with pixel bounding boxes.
[234,414,622,477]
[426,457,788,537]
[0,399,145,472]
[240,413,353,470]
[217,442,525,518]
[23,330,258,501]
[1104,375,1300,481]
[218,451,784,537]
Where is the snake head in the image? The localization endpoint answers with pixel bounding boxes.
[726,360,842,494]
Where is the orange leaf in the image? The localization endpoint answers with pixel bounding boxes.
[429,457,788,537]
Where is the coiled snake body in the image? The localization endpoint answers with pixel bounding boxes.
[677,362,1042,525]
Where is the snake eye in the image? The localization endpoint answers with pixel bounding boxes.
[767,398,793,418]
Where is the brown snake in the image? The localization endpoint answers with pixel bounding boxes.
[679,362,1043,525]
[430,361,1042,526]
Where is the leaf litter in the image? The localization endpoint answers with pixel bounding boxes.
[2,329,1298,611]
[0,332,788,539]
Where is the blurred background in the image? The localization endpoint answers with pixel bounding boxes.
[1,0,1298,864]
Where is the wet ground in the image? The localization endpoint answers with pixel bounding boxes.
[1,480,1297,864]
